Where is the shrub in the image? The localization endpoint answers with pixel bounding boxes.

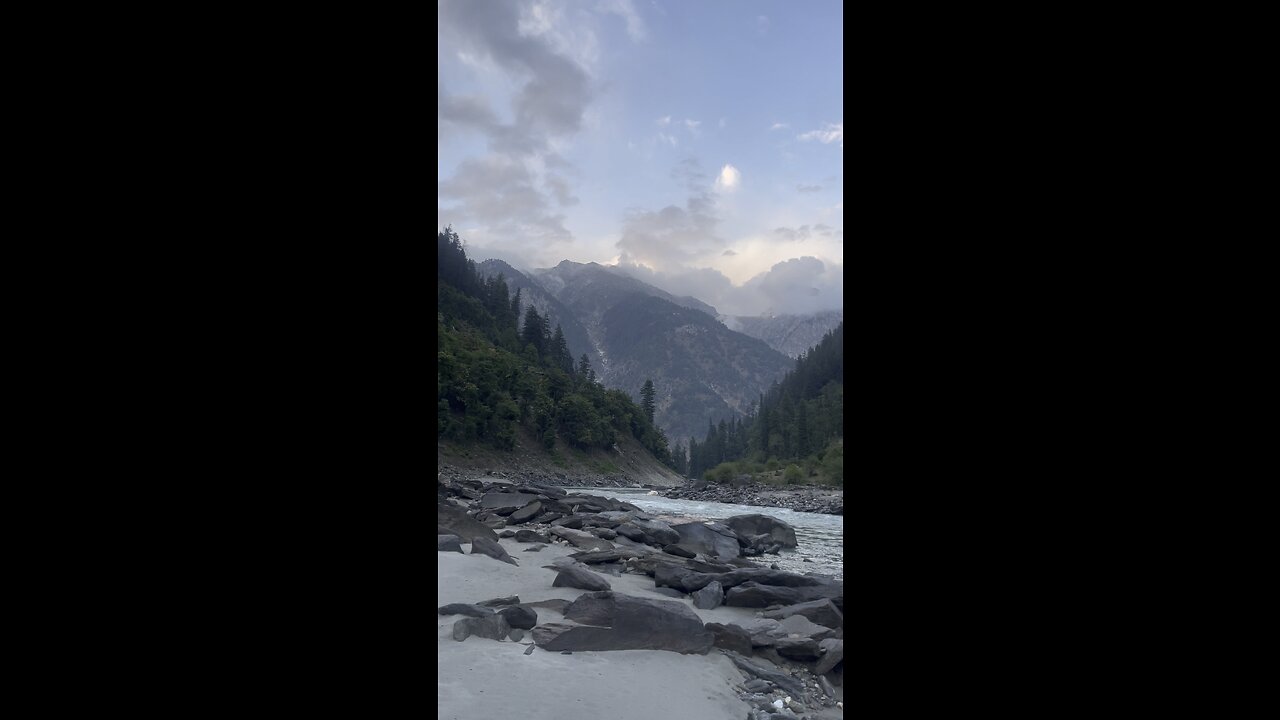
[784,464,802,484]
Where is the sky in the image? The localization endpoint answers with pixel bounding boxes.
[438,0,843,317]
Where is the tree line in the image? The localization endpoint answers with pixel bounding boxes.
[684,322,844,484]
[437,228,673,466]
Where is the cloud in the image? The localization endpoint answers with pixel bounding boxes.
[796,184,823,193]
[770,122,789,131]
[813,224,834,236]
[657,115,672,126]
[723,249,737,256]
[774,225,811,242]
[610,255,843,317]
[684,119,701,134]
[657,132,679,147]
[438,0,598,245]
[615,159,722,271]
[599,0,646,41]
[714,164,741,191]
[797,122,843,147]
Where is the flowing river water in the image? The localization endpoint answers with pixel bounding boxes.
[567,487,844,580]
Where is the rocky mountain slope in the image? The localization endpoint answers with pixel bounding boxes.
[476,258,604,373]
[719,310,844,359]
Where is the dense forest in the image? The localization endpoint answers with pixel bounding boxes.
[684,322,844,485]
[437,228,674,466]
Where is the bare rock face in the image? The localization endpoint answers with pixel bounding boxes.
[532,591,714,654]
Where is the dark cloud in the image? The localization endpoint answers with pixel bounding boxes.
[796,184,823,193]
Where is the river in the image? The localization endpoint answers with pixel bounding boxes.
[567,487,844,580]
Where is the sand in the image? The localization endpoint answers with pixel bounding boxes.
[437,538,769,720]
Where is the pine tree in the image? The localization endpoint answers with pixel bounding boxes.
[640,379,656,424]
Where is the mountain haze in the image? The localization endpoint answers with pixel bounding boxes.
[721,310,845,359]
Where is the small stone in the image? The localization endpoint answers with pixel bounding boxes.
[509,628,524,642]
[523,644,535,655]
[837,702,843,709]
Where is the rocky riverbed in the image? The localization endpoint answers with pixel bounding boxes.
[663,482,844,516]
[438,475,845,720]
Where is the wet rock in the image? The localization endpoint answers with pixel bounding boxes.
[470,537,519,566]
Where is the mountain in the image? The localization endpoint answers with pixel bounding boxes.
[476,259,604,374]
[720,310,844,359]
[600,295,795,445]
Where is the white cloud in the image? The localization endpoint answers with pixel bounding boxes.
[657,115,671,126]
[685,119,701,132]
[770,122,789,131]
[797,122,843,147]
[714,163,741,191]
[599,0,646,42]
[658,132,678,147]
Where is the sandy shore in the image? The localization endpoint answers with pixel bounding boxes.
[438,537,819,720]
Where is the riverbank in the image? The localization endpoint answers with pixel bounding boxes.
[438,476,846,720]
[663,482,844,515]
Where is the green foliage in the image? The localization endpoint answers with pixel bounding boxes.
[784,464,803,484]
[437,228,676,467]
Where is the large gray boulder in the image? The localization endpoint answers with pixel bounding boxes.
[724,581,842,608]
[762,599,844,628]
[654,564,717,593]
[550,526,615,551]
[814,638,843,674]
[452,614,511,642]
[438,534,464,553]
[438,504,498,543]
[774,636,822,660]
[508,501,543,524]
[718,568,828,589]
[631,518,680,546]
[671,522,741,559]
[770,614,836,641]
[532,591,713,654]
[692,580,724,609]
[470,537,519,566]
[437,603,493,618]
[480,492,542,510]
[496,605,538,629]
[725,514,798,548]
[515,529,551,543]
[552,564,612,591]
[704,622,752,655]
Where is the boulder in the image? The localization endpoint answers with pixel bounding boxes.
[814,639,843,675]
[438,534,464,553]
[663,543,698,558]
[532,591,713,654]
[724,581,842,608]
[480,492,541,510]
[437,603,492,618]
[515,529,551,544]
[476,595,521,607]
[761,599,844,628]
[654,564,717,593]
[550,515,586,529]
[614,523,647,542]
[671,522,741,559]
[470,537,519,566]
[718,568,828,589]
[587,527,617,540]
[774,636,822,660]
[770,614,836,641]
[631,518,680,545]
[522,544,546,552]
[724,514,798,548]
[452,614,510,642]
[569,549,641,564]
[497,605,538,630]
[692,580,724,609]
[721,650,807,699]
[705,622,752,655]
[524,598,572,614]
[549,527,615,551]
[438,504,498,543]
[552,564,612,591]
[508,501,543,524]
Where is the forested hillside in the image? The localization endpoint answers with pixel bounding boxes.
[685,322,844,485]
[437,228,674,468]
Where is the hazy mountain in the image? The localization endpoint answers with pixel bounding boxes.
[601,295,794,444]
[476,259,604,373]
[719,310,844,359]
